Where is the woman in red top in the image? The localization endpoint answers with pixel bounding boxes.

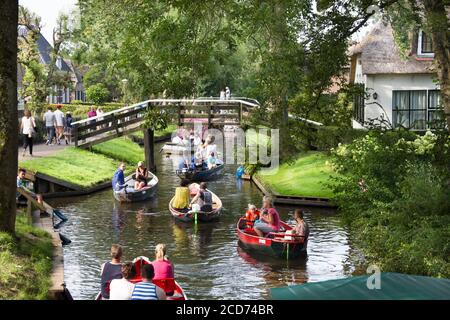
[254,196,280,237]
[245,204,260,227]
[152,243,174,280]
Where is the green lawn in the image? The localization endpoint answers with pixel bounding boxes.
[0,214,53,299]
[256,151,336,198]
[92,136,145,165]
[20,147,124,188]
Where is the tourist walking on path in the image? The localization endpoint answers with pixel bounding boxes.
[87,106,97,132]
[219,89,225,100]
[97,107,105,129]
[64,112,73,144]
[225,86,231,100]
[54,104,65,145]
[20,110,36,157]
[100,244,123,300]
[43,106,56,145]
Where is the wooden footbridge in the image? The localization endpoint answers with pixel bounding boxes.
[71,97,259,170]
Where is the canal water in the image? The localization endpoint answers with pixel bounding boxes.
[49,142,357,300]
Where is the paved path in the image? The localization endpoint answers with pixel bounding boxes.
[18,142,70,162]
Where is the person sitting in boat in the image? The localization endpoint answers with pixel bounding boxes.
[194,151,204,168]
[245,204,260,227]
[189,182,213,212]
[109,262,136,300]
[152,244,175,295]
[100,244,123,300]
[173,179,191,213]
[207,152,217,170]
[254,196,281,237]
[205,135,217,158]
[293,209,310,240]
[131,264,167,300]
[134,161,149,190]
[112,162,131,192]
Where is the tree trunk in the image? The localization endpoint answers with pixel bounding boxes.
[0,0,18,233]
[423,0,450,131]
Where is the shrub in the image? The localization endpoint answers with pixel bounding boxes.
[86,83,110,105]
[330,129,450,277]
[314,125,367,151]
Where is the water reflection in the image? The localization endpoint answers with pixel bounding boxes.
[49,142,354,300]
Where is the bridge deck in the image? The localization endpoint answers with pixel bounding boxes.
[72,98,259,148]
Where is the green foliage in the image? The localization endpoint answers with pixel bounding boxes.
[331,130,450,277]
[314,126,367,151]
[142,108,171,132]
[86,83,110,105]
[0,214,53,299]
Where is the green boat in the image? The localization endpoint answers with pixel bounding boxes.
[270,272,450,300]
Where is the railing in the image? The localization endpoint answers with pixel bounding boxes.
[71,98,260,148]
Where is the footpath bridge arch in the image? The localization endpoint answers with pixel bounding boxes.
[71,97,260,170]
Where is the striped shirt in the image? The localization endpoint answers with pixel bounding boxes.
[131,282,158,300]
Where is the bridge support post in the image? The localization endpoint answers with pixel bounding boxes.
[143,128,156,172]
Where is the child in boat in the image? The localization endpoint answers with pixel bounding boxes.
[245,204,260,227]
[173,179,190,213]
[100,244,123,300]
[207,152,216,169]
[190,182,213,212]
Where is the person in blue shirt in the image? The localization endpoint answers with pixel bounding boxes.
[17,168,45,213]
[112,162,129,192]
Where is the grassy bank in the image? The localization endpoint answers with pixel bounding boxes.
[130,124,178,140]
[0,214,53,299]
[256,151,335,198]
[92,136,144,165]
[19,147,125,188]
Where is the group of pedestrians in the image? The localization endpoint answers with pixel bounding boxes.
[42,105,73,146]
[219,86,231,100]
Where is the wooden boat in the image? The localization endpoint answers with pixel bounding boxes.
[95,256,187,300]
[169,183,222,223]
[176,163,224,181]
[236,218,307,259]
[113,173,158,202]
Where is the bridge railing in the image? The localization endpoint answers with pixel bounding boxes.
[71,98,260,148]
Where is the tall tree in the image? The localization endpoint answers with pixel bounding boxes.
[0,0,18,234]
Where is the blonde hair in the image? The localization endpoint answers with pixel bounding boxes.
[248,204,257,210]
[155,243,167,261]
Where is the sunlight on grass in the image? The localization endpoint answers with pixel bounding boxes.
[92,136,145,165]
[257,151,336,198]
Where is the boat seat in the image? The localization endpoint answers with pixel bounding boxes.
[153,278,176,296]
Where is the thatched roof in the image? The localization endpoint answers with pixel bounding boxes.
[349,21,434,74]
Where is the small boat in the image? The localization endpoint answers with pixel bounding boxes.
[113,173,158,202]
[160,142,192,155]
[176,163,224,181]
[95,256,187,300]
[236,218,307,259]
[169,183,222,223]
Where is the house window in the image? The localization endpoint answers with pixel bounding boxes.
[418,30,434,57]
[392,90,442,130]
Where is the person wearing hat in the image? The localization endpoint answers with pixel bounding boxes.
[134,161,149,190]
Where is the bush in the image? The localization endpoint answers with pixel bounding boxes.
[314,126,367,151]
[330,129,450,277]
[86,83,110,105]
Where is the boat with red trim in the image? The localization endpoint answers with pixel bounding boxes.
[95,256,187,300]
[236,218,307,259]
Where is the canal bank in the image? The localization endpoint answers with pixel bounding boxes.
[45,141,360,300]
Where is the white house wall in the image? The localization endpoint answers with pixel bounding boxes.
[363,73,439,125]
